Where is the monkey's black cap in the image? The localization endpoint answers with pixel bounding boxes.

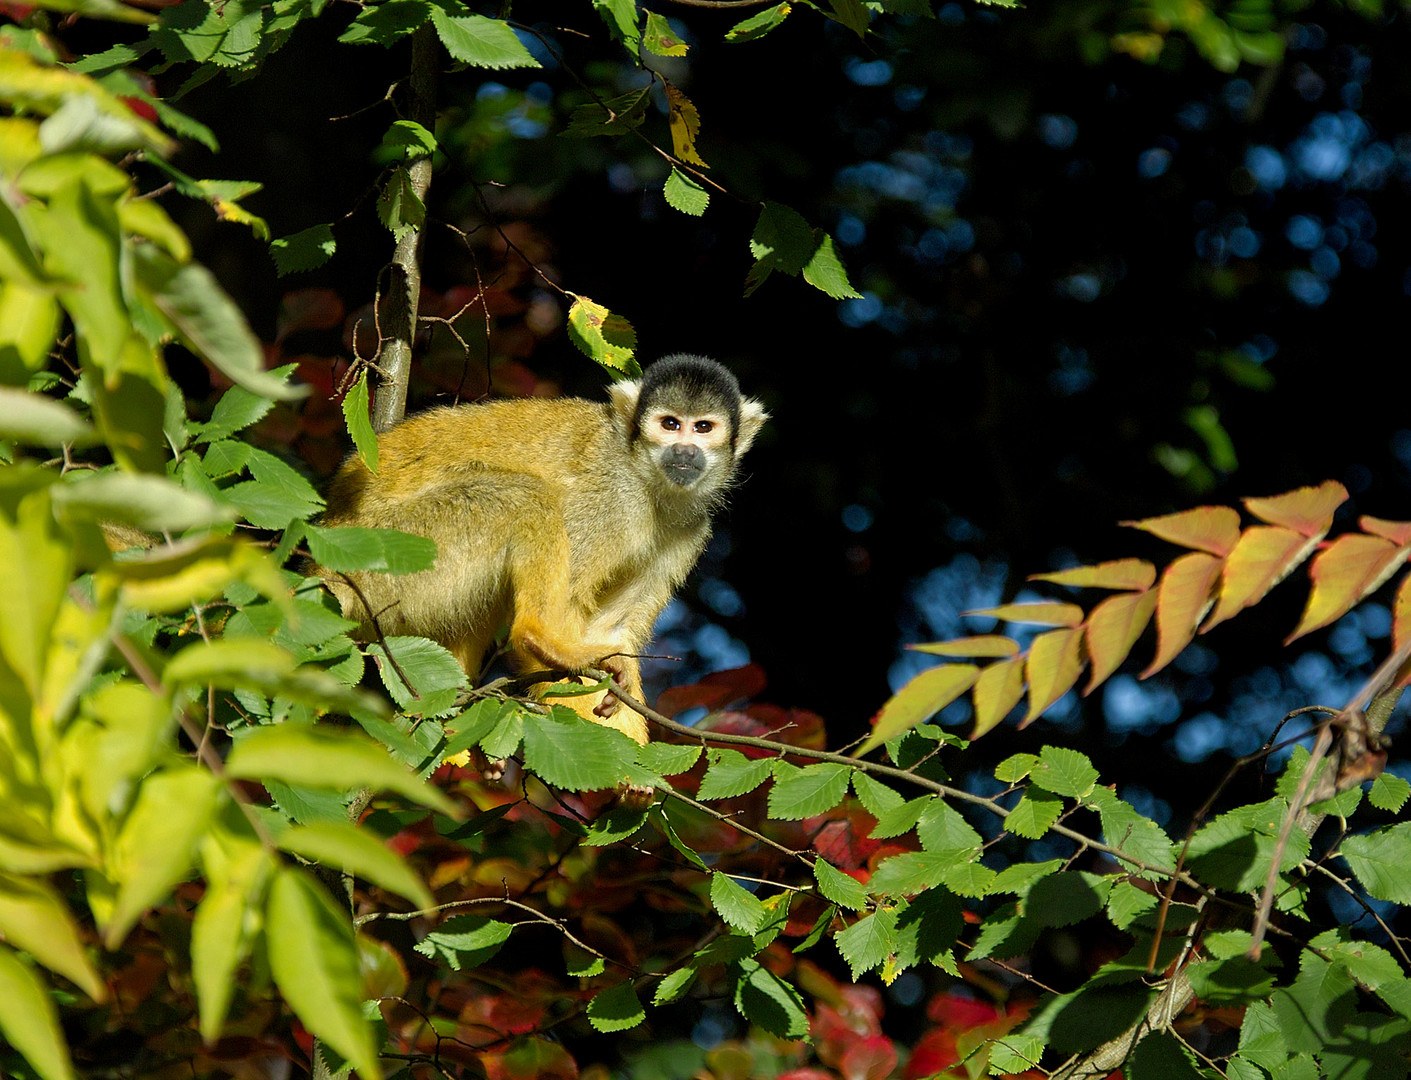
[634,354,744,441]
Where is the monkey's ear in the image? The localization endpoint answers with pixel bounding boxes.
[607,378,643,421]
[735,398,769,456]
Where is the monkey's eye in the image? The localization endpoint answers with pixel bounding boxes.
[693,420,715,434]
[660,416,682,432]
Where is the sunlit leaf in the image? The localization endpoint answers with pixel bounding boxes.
[277,822,433,909]
[429,6,539,68]
[768,762,852,820]
[1084,589,1157,692]
[1203,526,1321,633]
[1030,558,1156,591]
[587,980,645,1032]
[1360,516,1411,547]
[0,388,97,447]
[665,83,707,167]
[522,708,637,792]
[1123,504,1241,556]
[967,602,1085,627]
[643,10,688,55]
[711,873,768,933]
[909,635,1019,657]
[857,663,978,755]
[0,945,77,1080]
[1022,628,1084,724]
[1029,746,1099,799]
[734,957,808,1038]
[971,656,1026,738]
[413,914,512,970]
[1143,550,1223,677]
[814,858,868,910]
[0,872,104,1000]
[663,167,709,216]
[1243,480,1348,536]
[1289,533,1408,642]
[725,2,791,42]
[566,294,638,374]
[271,223,336,276]
[304,523,436,574]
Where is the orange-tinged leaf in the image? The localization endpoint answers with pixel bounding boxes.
[1288,534,1409,642]
[1142,551,1223,678]
[1394,572,1411,664]
[1361,516,1411,546]
[1202,526,1321,633]
[909,636,1019,658]
[1084,590,1158,693]
[1122,505,1241,556]
[856,664,980,757]
[966,603,1085,627]
[1242,480,1347,536]
[1030,558,1156,592]
[1021,628,1084,726]
[971,656,1026,738]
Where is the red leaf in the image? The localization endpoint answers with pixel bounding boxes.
[276,288,345,341]
[655,664,768,717]
[840,1034,898,1080]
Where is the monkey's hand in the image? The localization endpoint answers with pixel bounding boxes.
[593,655,628,718]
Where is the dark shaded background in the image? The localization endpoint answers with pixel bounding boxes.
[101,0,1411,829]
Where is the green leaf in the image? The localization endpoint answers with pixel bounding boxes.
[725,2,791,42]
[192,817,272,1042]
[1105,879,1159,929]
[916,798,982,853]
[413,914,512,970]
[988,859,1063,897]
[0,388,97,447]
[1369,772,1411,813]
[198,384,276,443]
[277,822,433,908]
[745,201,859,300]
[866,850,950,897]
[522,708,638,791]
[429,4,540,68]
[137,248,303,401]
[106,767,220,947]
[567,295,637,375]
[54,470,235,532]
[697,748,775,800]
[651,803,708,870]
[304,523,436,574]
[379,119,437,161]
[376,169,425,241]
[834,908,895,980]
[1084,786,1177,877]
[1006,787,1064,839]
[0,873,104,1001]
[711,873,768,933]
[226,724,458,816]
[1029,746,1099,797]
[0,945,77,1080]
[271,223,336,275]
[643,9,687,55]
[265,868,382,1080]
[767,762,852,820]
[892,887,964,974]
[1238,1000,1287,1069]
[653,967,696,1005]
[663,167,709,216]
[813,858,868,911]
[995,752,1038,783]
[339,0,430,44]
[561,89,650,137]
[733,957,808,1038]
[1187,797,1309,892]
[636,741,702,778]
[869,795,929,839]
[368,635,467,718]
[582,805,649,847]
[802,232,861,299]
[1127,1031,1203,1079]
[586,981,644,1033]
[1341,822,1411,904]
[591,0,641,53]
[851,772,905,817]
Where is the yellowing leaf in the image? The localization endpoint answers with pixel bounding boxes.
[0,945,77,1080]
[1030,558,1156,592]
[971,656,1026,738]
[566,294,638,374]
[1123,505,1241,556]
[1243,480,1347,536]
[1361,516,1411,547]
[1084,590,1157,693]
[1289,533,1410,642]
[0,872,105,1001]
[1202,526,1321,633]
[1022,628,1084,725]
[1395,574,1411,674]
[1143,551,1223,678]
[856,664,979,756]
[966,602,1085,627]
[665,83,707,168]
[908,635,1019,658]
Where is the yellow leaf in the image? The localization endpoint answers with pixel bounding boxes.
[1288,533,1409,642]
[1084,590,1157,693]
[1202,526,1321,633]
[1030,558,1156,591]
[909,635,1019,658]
[1361,516,1411,546]
[1392,572,1411,666]
[971,656,1026,738]
[1142,551,1222,678]
[1123,504,1241,556]
[1022,628,1084,725]
[665,83,708,168]
[856,664,979,756]
[1242,479,1347,536]
[0,872,105,1002]
[965,602,1085,627]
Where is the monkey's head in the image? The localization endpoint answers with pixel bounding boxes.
[610,354,768,502]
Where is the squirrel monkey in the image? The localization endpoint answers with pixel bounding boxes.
[317,354,768,748]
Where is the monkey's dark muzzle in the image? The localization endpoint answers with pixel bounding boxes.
[660,445,706,486]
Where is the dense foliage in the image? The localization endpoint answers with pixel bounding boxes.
[1,2,1410,1080]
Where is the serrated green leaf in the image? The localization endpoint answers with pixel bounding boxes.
[277,822,433,909]
[339,0,430,44]
[725,2,791,42]
[711,873,768,933]
[561,89,650,137]
[566,295,637,374]
[697,748,775,800]
[995,752,1038,783]
[663,167,709,216]
[376,169,425,241]
[429,5,539,68]
[851,772,905,817]
[582,805,649,847]
[1187,797,1309,893]
[869,795,929,839]
[1029,745,1099,797]
[1341,822,1411,904]
[636,741,702,778]
[1006,787,1064,839]
[834,908,895,980]
[987,859,1063,896]
[522,708,637,792]
[368,635,467,718]
[733,957,808,1038]
[1083,786,1177,877]
[802,231,860,299]
[916,798,982,853]
[867,850,950,897]
[1369,772,1411,812]
[265,868,381,1080]
[271,223,336,276]
[767,762,852,819]
[814,858,868,911]
[304,523,436,575]
[654,966,696,1005]
[413,914,512,970]
[643,10,687,55]
[651,804,708,869]
[592,0,641,52]
[587,981,644,1032]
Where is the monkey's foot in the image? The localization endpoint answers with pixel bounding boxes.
[616,782,657,810]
